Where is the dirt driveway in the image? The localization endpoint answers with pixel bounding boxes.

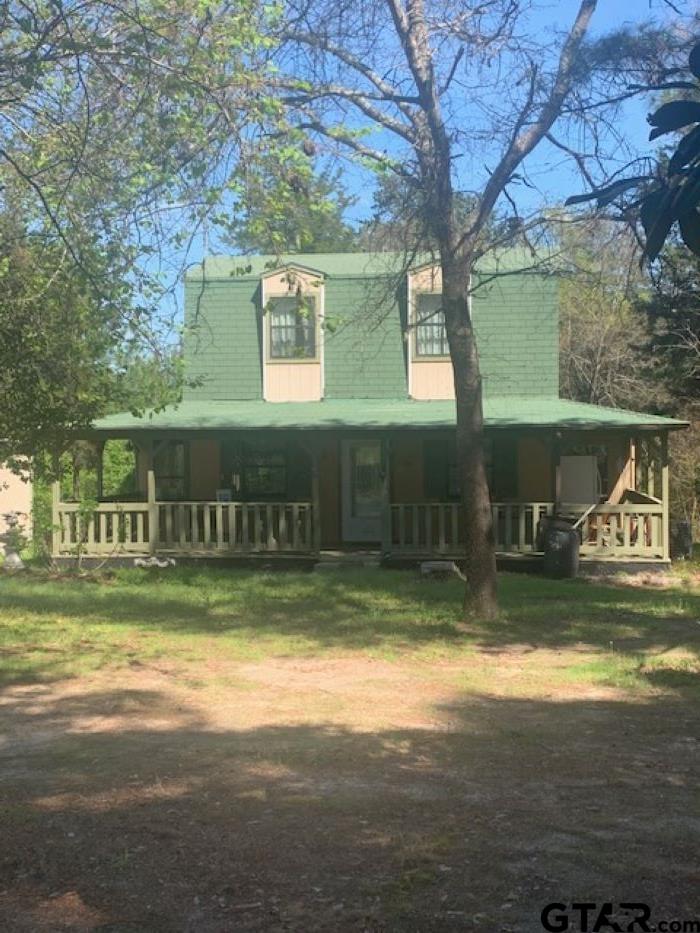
[1,646,698,932]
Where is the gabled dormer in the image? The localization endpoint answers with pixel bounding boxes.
[260,262,325,402]
[406,263,455,401]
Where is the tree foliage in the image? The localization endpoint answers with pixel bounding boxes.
[0,0,279,463]
[358,175,490,252]
[559,222,669,411]
[0,191,183,469]
[567,37,700,261]
[0,0,295,393]
[644,243,700,401]
[228,158,358,254]
[0,206,117,464]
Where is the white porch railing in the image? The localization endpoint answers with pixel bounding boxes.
[52,489,315,557]
[388,501,668,560]
[389,502,554,554]
[569,502,666,559]
[156,501,314,553]
[52,490,667,562]
[52,500,151,555]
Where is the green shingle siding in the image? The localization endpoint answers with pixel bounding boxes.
[184,279,262,400]
[182,253,559,402]
[472,274,559,398]
[323,277,407,398]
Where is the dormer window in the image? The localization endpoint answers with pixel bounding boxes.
[268,296,317,360]
[260,263,324,400]
[415,293,449,357]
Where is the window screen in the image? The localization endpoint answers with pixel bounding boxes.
[269,296,316,359]
[415,293,449,357]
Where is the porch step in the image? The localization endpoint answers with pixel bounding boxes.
[314,549,381,571]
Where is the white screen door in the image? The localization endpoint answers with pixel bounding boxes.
[341,440,383,542]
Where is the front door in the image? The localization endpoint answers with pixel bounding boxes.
[341,439,383,542]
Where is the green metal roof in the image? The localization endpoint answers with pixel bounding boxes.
[93,397,685,433]
[186,249,557,281]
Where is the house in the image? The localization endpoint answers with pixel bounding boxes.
[52,251,685,566]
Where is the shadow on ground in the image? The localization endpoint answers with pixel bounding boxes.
[1,570,699,682]
[1,680,698,932]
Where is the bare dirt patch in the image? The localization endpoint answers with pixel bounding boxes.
[1,649,698,932]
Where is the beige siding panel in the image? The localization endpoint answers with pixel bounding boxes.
[408,264,453,401]
[262,268,323,297]
[410,360,455,400]
[410,265,442,292]
[319,437,340,546]
[0,464,32,539]
[190,440,221,500]
[391,436,424,501]
[517,437,551,501]
[265,361,323,402]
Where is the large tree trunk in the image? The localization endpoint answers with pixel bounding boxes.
[410,52,498,617]
[442,254,498,619]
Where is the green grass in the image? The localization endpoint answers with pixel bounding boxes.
[0,566,699,692]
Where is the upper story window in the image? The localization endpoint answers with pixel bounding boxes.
[268,296,317,360]
[415,293,449,357]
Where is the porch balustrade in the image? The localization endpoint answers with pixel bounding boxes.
[51,478,315,557]
[51,500,151,555]
[389,502,554,555]
[572,502,666,559]
[51,484,668,561]
[388,501,667,560]
[156,501,314,552]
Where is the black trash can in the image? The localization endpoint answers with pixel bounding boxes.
[671,520,693,560]
[541,516,580,579]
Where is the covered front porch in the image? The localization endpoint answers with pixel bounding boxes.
[52,397,678,565]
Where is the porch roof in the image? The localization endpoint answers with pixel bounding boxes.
[93,397,685,434]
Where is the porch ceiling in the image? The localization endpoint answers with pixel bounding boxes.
[92,397,686,434]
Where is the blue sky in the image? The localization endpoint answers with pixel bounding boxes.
[336,0,687,225]
[160,0,693,329]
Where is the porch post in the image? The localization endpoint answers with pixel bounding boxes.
[551,431,562,512]
[311,440,322,555]
[147,469,158,554]
[629,437,637,492]
[51,480,61,557]
[95,439,105,500]
[661,431,670,562]
[140,437,155,494]
[381,437,392,556]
